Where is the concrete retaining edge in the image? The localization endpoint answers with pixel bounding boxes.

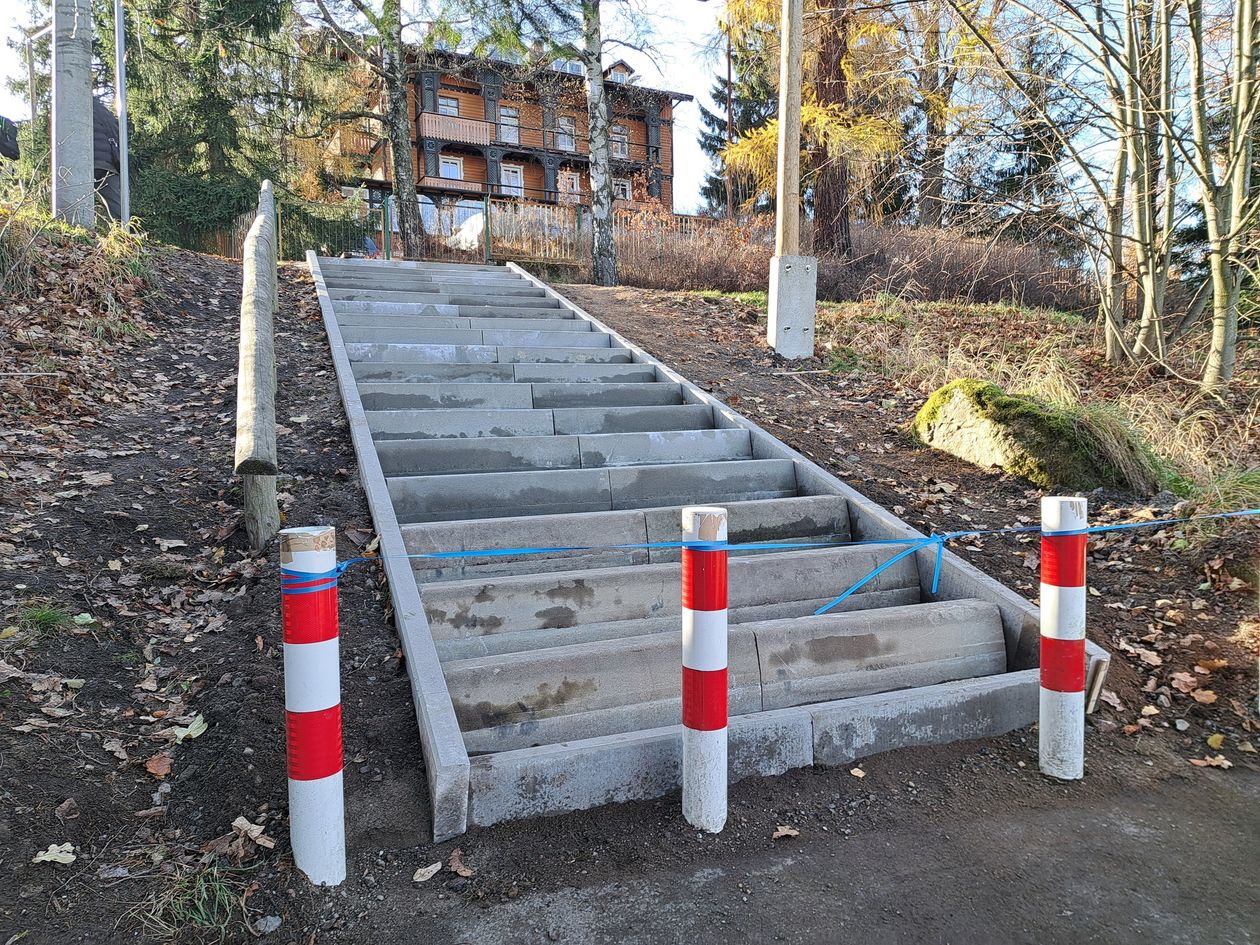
[307,252,471,841]
[468,671,1038,827]
[504,263,1111,709]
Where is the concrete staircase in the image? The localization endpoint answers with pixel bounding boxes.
[308,256,1110,841]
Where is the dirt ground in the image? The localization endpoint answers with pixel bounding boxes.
[1,254,1256,945]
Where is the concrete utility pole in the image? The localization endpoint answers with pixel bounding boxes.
[51,0,95,228]
[766,0,817,359]
[113,0,131,226]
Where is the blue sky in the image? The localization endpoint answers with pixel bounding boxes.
[0,0,724,213]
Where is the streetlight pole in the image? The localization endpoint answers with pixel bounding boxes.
[113,0,131,226]
[766,0,816,358]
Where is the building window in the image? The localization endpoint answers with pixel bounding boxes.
[551,59,584,76]
[609,71,629,84]
[558,170,581,203]
[439,156,464,180]
[437,96,459,117]
[500,164,525,198]
[498,106,520,145]
[612,177,632,200]
[556,115,576,152]
[611,124,629,160]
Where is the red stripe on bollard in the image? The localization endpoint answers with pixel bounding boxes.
[1041,533,1086,587]
[682,667,728,730]
[282,588,339,644]
[681,548,728,611]
[1039,637,1086,692]
[286,705,344,781]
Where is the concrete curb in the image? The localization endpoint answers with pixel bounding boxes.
[307,252,471,841]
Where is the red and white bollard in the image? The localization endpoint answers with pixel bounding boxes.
[681,506,729,833]
[1039,497,1087,780]
[279,525,346,885]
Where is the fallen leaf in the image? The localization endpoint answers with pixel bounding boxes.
[1099,689,1124,711]
[1196,658,1229,672]
[174,714,207,742]
[71,613,94,625]
[107,560,122,571]
[448,848,474,878]
[1191,689,1218,705]
[1122,724,1141,735]
[413,862,442,883]
[1170,672,1198,693]
[1140,705,1160,716]
[0,659,23,683]
[155,538,187,551]
[1188,754,1232,769]
[102,738,129,761]
[1238,741,1257,754]
[55,798,79,821]
[1206,733,1225,750]
[1135,648,1163,667]
[772,825,800,839]
[0,627,18,640]
[849,767,866,778]
[145,751,172,779]
[232,816,276,849]
[32,842,76,864]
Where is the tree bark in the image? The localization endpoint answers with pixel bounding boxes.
[382,1,423,258]
[917,7,947,229]
[1099,141,1129,364]
[812,1,853,257]
[583,0,617,286]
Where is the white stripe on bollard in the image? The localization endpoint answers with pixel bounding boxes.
[280,525,346,886]
[1039,497,1087,780]
[681,506,728,833]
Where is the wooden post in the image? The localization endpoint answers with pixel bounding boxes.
[775,0,803,256]
[235,182,281,550]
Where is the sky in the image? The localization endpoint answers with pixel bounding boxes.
[0,0,725,214]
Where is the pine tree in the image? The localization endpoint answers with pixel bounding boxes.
[697,43,775,215]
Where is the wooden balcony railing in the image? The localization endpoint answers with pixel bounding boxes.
[419,113,492,146]
[419,176,488,194]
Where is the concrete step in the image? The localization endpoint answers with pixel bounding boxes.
[376,428,750,477]
[337,315,593,333]
[333,301,569,318]
[404,494,851,586]
[367,404,708,440]
[445,599,1007,752]
[318,258,507,275]
[330,285,550,302]
[388,458,797,523]
[350,361,655,384]
[551,404,712,434]
[345,343,633,365]
[421,546,921,646]
[360,382,682,412]
[340,327,612,348]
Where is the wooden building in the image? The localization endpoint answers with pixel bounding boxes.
[331,52,692,215]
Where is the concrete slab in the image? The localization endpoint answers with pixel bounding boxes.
[337,314,470,330]
[358,382,533,411]
[496,346,634,364]
[532,383,683,409]
[467,708,814,827]
[455,305,579,320]
[403,509,650,583]
[340,327,486,346]
[351,363,515,383]
[608,459,797,510]
[334,301,461,317]
[512,363,658,383]
[552,404,713,434]
[446,628,762,752]
[366,408,555,441]
[643,494,850,562]
[752,600,1007,710]
[577,429,751,468]
[810,670,1039,765]
[466,317,593,333]
[447,294,562,309]
[376,434,581,477]
[389,467,614,523]
[346,343,498,364]
[481,329,611,348]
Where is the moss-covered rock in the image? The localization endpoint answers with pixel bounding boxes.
[913,378,1159,492]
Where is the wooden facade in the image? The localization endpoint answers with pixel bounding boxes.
[336,54,690,212]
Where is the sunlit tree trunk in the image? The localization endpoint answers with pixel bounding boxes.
[582,0,617,285]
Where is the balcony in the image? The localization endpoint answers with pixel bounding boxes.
[419,175,487,194]
[419,113,492,146]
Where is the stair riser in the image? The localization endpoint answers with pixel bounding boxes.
[337,316,593,333]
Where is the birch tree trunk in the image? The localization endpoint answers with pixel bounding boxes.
[583,0,617,286]
[1100,143,1129,364]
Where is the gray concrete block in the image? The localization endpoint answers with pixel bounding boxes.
[346,343,498,364]
[341,327,485,346]
[457,306,578,319]
[496,346,634,364]
[358,382,533,411]
[552,404,713,434]
[448,294,561,309]
[466,708,813,827]
[767,254,818,359]
[376,434,580,477]
[753,600,1007,711]
[532,383,682,409]
[643,494,850,563]
[337,314,470,330]
[608,459,797,510]
[403,509,649,583]
[447,628,761,752]
[577,429,750,468]
[512,363,657,383]
[366,408,555,441]
[466,317,592,332]
[351,363,515,383]
[481,329,611,348]
[389,467,613,523]
[333,301,462,317]
[810,670,1039,765]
